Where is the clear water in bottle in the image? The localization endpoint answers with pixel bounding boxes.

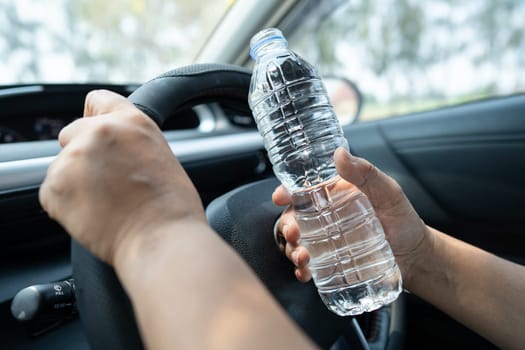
[248,28,402,316]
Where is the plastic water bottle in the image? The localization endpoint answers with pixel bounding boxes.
[248,28,402,316]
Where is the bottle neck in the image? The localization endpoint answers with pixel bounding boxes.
[250,28,288,59]
[251,40,287,57]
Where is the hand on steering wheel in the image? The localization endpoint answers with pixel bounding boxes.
[40,90,206,266]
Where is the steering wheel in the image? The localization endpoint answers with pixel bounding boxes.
[71,64,404,350]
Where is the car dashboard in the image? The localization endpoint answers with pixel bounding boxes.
[0,82,272,349]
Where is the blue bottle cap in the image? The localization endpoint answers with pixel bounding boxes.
[249,28,288,59]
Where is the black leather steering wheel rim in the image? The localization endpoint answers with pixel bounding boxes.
[71,63,399,350]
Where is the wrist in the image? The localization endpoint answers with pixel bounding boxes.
[112,216,212,288]
[401,225,438,291]
[402,226,461,300]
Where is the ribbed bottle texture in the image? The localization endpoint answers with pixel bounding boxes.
[248,28,401,316]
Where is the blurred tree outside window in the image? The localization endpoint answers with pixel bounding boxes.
[0,0,231,84]
[288,0,525,121]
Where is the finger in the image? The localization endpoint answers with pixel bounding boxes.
[285,245,310,268]
[38,177,51,215]
[285,243,294,262]
[58,117,96,147]
[83,89,131,117]
[295,267,312,283]
[283,222,300,246]
[272,185,292,206]
[334,147,403,209]
[278,210,300,246]
[38,153,73,218]
[292,246,310,267]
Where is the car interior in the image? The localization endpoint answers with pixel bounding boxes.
[1,1,524,349]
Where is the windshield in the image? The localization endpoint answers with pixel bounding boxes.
[0,0,232,85]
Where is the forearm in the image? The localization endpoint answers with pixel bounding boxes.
[408,227,525,350]
[113,219,317,350]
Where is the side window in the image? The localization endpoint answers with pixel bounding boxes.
[288,0,525,122]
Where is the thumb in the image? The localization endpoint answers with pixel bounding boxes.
[83,89,132,117]
[272,185,292,206]
[334,147,404,210]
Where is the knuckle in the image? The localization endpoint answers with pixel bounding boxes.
[85,90,128,116]
[38,182,50,212]
[65,143,88,158]
[45,172,67,196]
[280,215,297,232]
[127,109,157,130]
[297,247,309,262]
[39,178,63,219]
[84,90,105,114]
[279,216,289,229]
[300,245,310,256]
[390,178,404,197]
[362,161,379,182]
[92,120,117,140]
[284,228,298,244]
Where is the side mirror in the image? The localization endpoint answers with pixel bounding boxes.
[324,77,363,125]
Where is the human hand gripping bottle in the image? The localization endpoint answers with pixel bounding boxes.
[248,28,402,316]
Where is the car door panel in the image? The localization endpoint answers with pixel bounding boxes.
[346,95,525,258]
[345,94,524,349]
